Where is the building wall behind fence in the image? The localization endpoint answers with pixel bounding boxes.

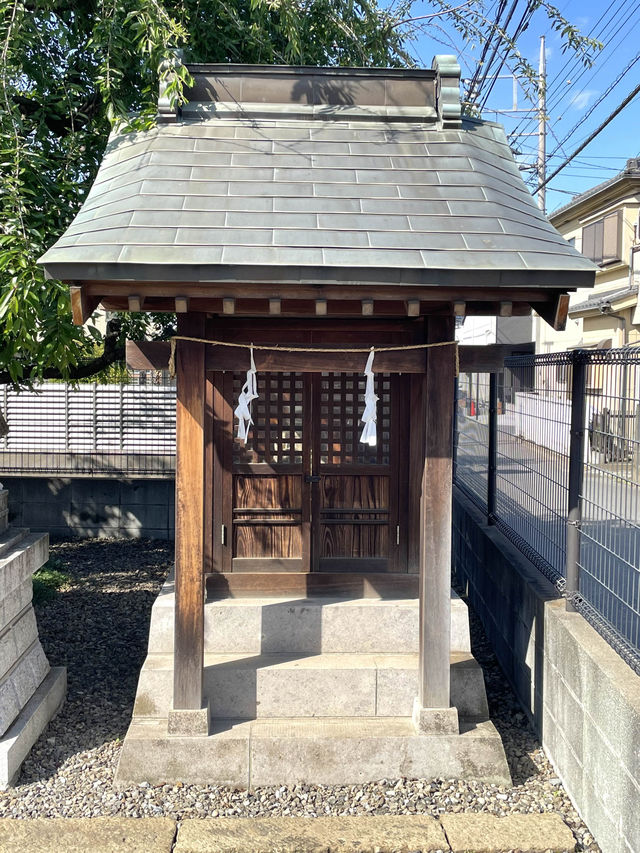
[454,488,640,853]
[3,477,175,540]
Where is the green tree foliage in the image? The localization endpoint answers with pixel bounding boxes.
[0,0,599,386]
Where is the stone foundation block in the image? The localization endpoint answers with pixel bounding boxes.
[168,703,210,736]
[0,667,66,787]
[412,700,460,734]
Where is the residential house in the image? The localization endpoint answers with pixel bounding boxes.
[538,157,640,352]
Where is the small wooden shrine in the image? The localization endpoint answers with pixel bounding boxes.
[39,58,595,785]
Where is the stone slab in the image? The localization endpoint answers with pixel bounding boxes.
[0,608,39,681]
[0,642,51,737]
[0,666,66,787]
[249,716,510,787]
[147,585,471,656]
[0,532,49,600]
[174,816,447,853]
[440,812,576,852]
[0,817,176,853]
[0,579,34,635]
[116,715,510,788]
[133,651,489,720]
[115,718,250,788]
[0,528,28,559]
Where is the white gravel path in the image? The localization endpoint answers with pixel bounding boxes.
[0,539,599,851]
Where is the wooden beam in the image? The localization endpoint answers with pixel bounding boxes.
[419,314,455,711]
[174,313,206,713]
[69,285,101,326]
[499,301,512,317]
[222,297,235,315]
[453,301,466,317]
[126,339,428,373]
[407,299,420,317]
[530,292,570,331]
[361,299,374,316]
[269,298,281,315]
[85,280,557,304]
[315,299,327,316]
[175,296,189,313]
[128,295,144,313]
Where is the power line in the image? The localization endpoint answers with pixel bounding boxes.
[545,52,640,162]
[539,79,640,190]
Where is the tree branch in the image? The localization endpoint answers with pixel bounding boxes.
[14,90,101,137]
[0,319,124,386]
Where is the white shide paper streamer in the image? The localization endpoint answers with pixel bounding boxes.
[234,345,259,444]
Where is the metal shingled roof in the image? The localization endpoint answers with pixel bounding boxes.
[38,70,597,290]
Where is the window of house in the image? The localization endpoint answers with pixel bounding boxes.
[581,211,622,266]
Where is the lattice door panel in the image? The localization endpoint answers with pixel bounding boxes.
[315,372,398,572]
[232,372,304,465]
[318,373,392,466]
[230,371,309,571]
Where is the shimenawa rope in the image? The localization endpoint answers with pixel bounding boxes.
[167,336,459,378]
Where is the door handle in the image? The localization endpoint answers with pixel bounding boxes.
[304,474,321,484]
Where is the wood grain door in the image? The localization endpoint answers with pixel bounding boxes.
[228,372,311,572]
[215,370,405,573]
[312,372,404,572]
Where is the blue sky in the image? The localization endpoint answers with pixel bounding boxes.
[407,0,639,213]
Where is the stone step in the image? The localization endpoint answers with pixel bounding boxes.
[147,587,471,655]
[0,532,49,602]
[134,651,488,721]
[116,715,511,788]
[0,528,29,559]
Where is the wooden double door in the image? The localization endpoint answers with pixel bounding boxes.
[212,370,408,573]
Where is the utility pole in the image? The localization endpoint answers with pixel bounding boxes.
[537,36,546,214]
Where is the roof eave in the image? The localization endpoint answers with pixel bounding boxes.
[42,262,596,291]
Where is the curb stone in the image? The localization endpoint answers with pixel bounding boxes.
[0,816,176,853]
[440,813,577,853]
[0,813,578,852]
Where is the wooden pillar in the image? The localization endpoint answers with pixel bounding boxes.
[415,314,458,733]
[171,313,208,731]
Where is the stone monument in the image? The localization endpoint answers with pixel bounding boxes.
[0,487,66,787]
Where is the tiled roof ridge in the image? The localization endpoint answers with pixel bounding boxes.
[158,56,462,129]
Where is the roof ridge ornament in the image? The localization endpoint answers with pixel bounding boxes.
[158,49,185,124]
[432,55,462,129]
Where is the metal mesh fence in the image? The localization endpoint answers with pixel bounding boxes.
[0,370,176,477]
[495,354,572,584]
[454,348,640,674]
[454,372,490,510]
[579,349,640,658]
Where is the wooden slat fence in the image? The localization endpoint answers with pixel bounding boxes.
[0,378,176,477]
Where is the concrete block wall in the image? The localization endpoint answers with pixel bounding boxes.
[3,477,175,540]
[453,488,640,853]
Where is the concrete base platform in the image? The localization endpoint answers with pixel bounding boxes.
[115,715,511,788]
[0,666,67,787]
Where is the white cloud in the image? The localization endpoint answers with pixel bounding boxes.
[569,89,598,110]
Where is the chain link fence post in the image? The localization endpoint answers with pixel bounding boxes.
[487,372,498,525]
[566,349,587,612]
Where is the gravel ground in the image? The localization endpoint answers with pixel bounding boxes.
[0,538,600,851]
